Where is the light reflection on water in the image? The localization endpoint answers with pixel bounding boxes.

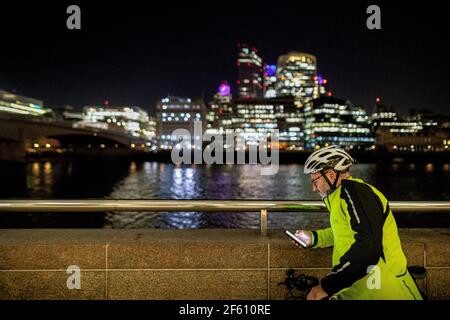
[0,161,449,229]
[104,162,449,229]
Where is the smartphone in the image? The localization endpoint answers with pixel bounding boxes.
[284,230,307,248]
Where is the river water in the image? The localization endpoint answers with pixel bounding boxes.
[0,161,449,229]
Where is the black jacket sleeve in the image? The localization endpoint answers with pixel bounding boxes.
[321,180,385,296]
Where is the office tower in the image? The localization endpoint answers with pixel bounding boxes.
[276,52,319,107]
[237,43,263,99]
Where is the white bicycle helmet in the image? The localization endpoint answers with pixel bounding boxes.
[304,146,356,174]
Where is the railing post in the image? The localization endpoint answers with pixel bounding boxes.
[260,209,267,237]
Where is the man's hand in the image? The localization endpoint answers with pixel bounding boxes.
[307,285,328,300]
[292,229,313,247]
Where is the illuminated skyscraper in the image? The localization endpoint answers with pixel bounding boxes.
[156,96,206,150]
[276,52,319,106]
[263,64,277,98]
[233,98,304,150]
[302,96,374,151]
[316,74,331,97]
[205,82,234,135]
[236,43,263,99]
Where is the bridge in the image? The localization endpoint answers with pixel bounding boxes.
[0,112,149,161]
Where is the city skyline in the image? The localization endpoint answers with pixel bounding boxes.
[0,1,449,115]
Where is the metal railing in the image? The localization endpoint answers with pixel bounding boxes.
[1,200,449,236]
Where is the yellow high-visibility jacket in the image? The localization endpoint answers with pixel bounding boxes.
[312,177,423,300]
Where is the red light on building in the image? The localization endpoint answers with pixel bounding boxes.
[327,92,332,97]
[376,97,381,103]
[104,99,110,107]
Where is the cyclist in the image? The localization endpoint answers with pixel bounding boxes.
[295,145,423,300]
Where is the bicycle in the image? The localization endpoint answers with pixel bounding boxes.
[278,269,320,300]
[278,266,427,300]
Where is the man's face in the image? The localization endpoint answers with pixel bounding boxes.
[309,170,335,199]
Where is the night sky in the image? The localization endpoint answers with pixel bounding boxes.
[1,0,449,116]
